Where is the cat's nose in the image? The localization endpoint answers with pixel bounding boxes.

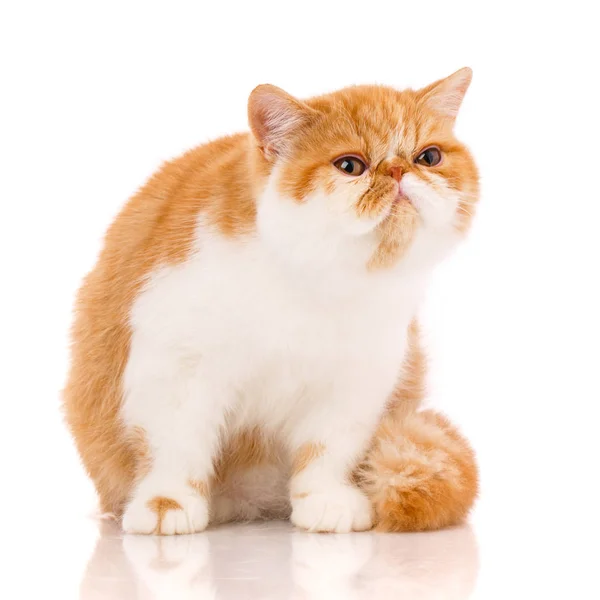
[390,166,403,182]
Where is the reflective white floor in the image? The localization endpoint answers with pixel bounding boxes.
[13,496,595,600]
[80,520,479,600]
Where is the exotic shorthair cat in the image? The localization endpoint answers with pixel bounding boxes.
[64,68,479,535]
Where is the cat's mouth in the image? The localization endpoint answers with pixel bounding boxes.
[376,188,419,238]
[395,188,408,203]
[381,188,412,220]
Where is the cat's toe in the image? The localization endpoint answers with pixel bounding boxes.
[291,485,373,533]
[122,500,159,535]
[123,493,209,535]
[161,497,209,535]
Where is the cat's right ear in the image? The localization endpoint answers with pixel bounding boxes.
[418,67,473,122]
[248,85,315,159]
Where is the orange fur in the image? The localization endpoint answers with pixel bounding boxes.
[362,410,478,532]
[368,198,419,270]
[188,479,210,498]
[388,320,428,418]
[64,72,478,530]
[292,442,326,476]
[128,426,152,483]
[146,497,183,535]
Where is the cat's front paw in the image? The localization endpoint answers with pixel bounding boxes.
[291,484,373,533]
[123,487,209,535]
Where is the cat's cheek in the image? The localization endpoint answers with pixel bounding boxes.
[400,173,460,231]
[327,180,385,236]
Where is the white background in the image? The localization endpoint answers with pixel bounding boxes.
[1,1,599,598]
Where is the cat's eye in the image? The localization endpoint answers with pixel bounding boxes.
[333,155,367,176]
[415,146,443,167]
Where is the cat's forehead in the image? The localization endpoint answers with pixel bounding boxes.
[306,85,440,158]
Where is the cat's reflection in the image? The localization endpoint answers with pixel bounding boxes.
[80,520,478,599]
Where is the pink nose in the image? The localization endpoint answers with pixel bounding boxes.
[390,166,403,182]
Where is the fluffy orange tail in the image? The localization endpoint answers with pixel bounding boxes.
[360,409,478,532]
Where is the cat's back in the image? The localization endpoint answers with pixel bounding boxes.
[75,131,256,327]
[101,132,254,269]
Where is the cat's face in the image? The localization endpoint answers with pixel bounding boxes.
[249,69,479,271]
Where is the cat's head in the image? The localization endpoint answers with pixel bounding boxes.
[249,69,479,272]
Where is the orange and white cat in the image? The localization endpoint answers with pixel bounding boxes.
[64,68,479,535]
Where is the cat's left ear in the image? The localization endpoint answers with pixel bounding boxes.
[248,84,316,159]
[419,67,473,122]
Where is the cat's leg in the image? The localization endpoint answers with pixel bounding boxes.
[289,377,392,533]
[121,350,228,535]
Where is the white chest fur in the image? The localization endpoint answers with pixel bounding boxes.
[124,220,425,434]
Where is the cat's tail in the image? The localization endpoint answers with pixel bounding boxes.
[359,409,478,532]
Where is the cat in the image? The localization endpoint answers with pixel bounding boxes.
[64,68,479,535]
